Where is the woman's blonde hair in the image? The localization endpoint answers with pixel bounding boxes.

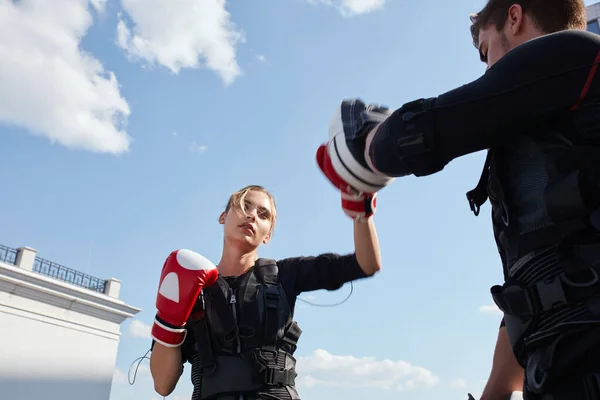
[225,185,277,234]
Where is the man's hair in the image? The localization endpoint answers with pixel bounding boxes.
[470,0,587,48]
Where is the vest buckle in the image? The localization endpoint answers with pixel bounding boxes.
[263,367,295,386]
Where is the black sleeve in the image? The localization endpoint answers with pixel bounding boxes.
[369,29,600,177]
[277,253,369,295]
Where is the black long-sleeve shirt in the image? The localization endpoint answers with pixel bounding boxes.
[369,29,600,178]
[152,253,370,400]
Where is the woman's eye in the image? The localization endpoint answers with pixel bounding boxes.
[257,208,270,219]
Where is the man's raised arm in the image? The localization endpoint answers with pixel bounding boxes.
[365,30,600,179]
[479,322,524,400]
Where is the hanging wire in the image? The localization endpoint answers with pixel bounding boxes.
[296,281,354,307]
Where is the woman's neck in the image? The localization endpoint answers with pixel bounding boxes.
[217,245,257,277]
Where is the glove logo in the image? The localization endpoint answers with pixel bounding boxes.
[158,272,180,303]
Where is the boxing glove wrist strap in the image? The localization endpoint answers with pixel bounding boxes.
[151,314,187,348]
[341,191,376,222]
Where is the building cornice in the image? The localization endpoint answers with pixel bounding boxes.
[0,261,140,324]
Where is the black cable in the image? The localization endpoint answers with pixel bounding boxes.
[128,348,150,385]
[128,348,168,399]
[296,281,353,307]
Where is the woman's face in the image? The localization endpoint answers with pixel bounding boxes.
[220,190,274,250]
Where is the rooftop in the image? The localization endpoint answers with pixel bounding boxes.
[0,243,115,297]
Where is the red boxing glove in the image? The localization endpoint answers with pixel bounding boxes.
[151,249,219,347]
[316,144,376,222]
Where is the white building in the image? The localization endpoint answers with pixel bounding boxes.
[588,2,600,33]
[0,244,141,400]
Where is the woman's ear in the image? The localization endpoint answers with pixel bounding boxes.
[218,211,226,225]
[262,234,271,245]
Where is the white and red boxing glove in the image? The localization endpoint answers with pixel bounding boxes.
[316,144,377,222]
[151,249,219,347]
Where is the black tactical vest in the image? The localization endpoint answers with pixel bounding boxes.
[185,258,302,400]
[467,105,600,365]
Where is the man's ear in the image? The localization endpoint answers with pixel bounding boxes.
[507,4,524,34]
[218,212,226,225]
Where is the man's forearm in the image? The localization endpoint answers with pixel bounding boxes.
[481,326,524,400]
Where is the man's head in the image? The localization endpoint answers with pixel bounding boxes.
[470,0,586,68]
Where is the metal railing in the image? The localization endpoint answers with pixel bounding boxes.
[0,244,17,265]
[33,256,106,293]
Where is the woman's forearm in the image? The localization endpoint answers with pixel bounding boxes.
[354,218,382,275]
[150,342,183,396]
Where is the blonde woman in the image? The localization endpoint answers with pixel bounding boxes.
[149,184,382,400]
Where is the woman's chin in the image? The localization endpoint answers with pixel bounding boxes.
[228,235,260,252]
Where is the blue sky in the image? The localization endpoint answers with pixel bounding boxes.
[2,0,598,399]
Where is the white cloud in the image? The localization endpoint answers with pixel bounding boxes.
[296,349,439,391]
[479,304,503,316]
[0,0,131,154]
[90,0,107,12]
[117,0,243,85]
[189,141,207,154]
[0,0,131,153]
[113,367,126,384]
[307,0,386,17]
[299,294,317,302]
[256,54,266,62]
[128,319,151,339]
[450,378,468,389]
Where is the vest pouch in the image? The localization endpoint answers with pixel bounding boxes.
[254,349,297,387]
[280,320,302,354]
[200,354,263,399]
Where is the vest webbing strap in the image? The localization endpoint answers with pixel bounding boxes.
[189,315,215,374]
[492,249,600,318]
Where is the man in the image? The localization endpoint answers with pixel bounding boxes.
[316,1,600,399]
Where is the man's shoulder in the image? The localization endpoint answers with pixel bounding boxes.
[534,29,600,51]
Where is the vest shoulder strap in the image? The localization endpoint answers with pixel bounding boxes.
[254,258,279,284]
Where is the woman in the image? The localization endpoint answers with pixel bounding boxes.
[149,184,382,400]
